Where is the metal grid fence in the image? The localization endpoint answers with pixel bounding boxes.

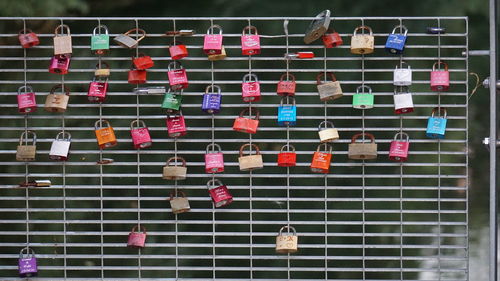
[0,16,468,280]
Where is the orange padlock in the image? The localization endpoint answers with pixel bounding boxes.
[232,107,260,134]
[132,53,154,70]
[94,119,117,149]
[310,143,333,174]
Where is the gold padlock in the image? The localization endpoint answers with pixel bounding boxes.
[94,61,110,77]
[208,46,227,61]
[316,72,343,101]
[350,25,375,55]
[16,131,36,162]
[53,24,72,55]
[275,225,298,254]
[169,190,190,214]
[45,84,70,113]
[238,143,264,171]
[162,156,187,180]
[318,121,339,143]
[348,132,378,160]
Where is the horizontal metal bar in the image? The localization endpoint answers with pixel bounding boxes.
[0,16,469,20]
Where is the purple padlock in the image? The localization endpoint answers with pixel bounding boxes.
[202,84,222,114]
[18,247,37,277]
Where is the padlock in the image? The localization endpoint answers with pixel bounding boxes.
[202,84,222,114]
[95,120,117,149]
[166,113,187,137]
[318,120,339,143]
[18,28,40,48]
[385,25,408,54]
[205,143,224,173]
[16,131,36,162]
[241,25,261,55]
[94,61,111,77]
[162,156,187,180]
[311,143,333,174]
[114,28,146,48]
[389,132,410,162]
[277,73,296,96]
[203,24,223,55]
[130,120,152,149]
[350,25,375,55]
[277,96,297,126]
[393,62,412,86]
[322,28,343,48]
[169,40,189,60]
[238,143,264,171]
[242,73,261,102]
[127,225,146,248]
[304,10,331,44]
[128,65,147,84]
[48,54,71,75]
[430,61,450,91]
[167,61,189,90]
[348,133,378,160]
[233,107,260,134]
[169,190,190,214]
[285,51,315,59]
[426,107,448,139]
[161,89,182,113]
[49,131,71,161]
[17,85,37,113]
[146,86,166,94]
[18,247,37,277]
[316,72,343,101]
[53,24,72,55]
[275,225,298,254]
[207,46,227,61]
[352,85,374,109]
[91,24,110,55]
[393,86,414,114]
[87,76,108,103]
[133,53,154,70]
[207,179,233,208]
[277,144,296,167]
[45,84,70,113]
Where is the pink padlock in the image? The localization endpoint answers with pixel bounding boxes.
[203,25,223,55]
[241,25,261,55]
[207,179,233,208]
[87,77,108,103]
[167,61,188,90]
[205,143,224,173]
[17,85,37,113]
[166,113,187,138]
[48,54,71,74]
[130,120,152,149]
[430,61,450,91]
[242,73,261,102]
[127,225,147,248]
[389,132,410,162]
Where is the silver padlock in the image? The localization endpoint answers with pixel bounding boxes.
[275,225,298,254]
[393,86,414,114]
[169,190,191,214]
[114,28,146,48]
[393,61,412,86]
[318,121,339,143]
[304,10,331,44]
[49,131,71,161]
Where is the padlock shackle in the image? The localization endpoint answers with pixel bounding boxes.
[19,247,35,259]
[325,28,339,34]
[395,61,411,70]
[167,110,184,120]
[279,73,296,82]
[280,144,296,153]
[131,224,147,234]
[318,120,335,130]
[206,143,222,154]
[133,52,150,59]
[124,28,146,41]
[92,24,109,36]
[50,84,70,96]
[19,130,36,146]
[17,85,34,95]
[166,156,186,167]
[431,107,447,118]
[394,86,410,94]
[130,119,147,130]
[353,25,373,36]
[169,40,185,47]
[391,24,408,36]
[316,143,333,154]
[393,132,410,142]
[239,107,260,120]
[278,225,297,236]
[205,84,222,95]
[206,24,223,35]
[239,143,260,157]
[351,132,375,143]
[95,61,110,70]
[242,73,259,83]
[55,131,71,141]
[432,61,449,71]
[207,178,223,189]
[54,24,71,36]
[169,190,187,200]
[242,25,258,36]
[356,85,372,94]
[94,119,112,130]
[18,28,34,35]
[280,96,296,106]
[168,60,184,71]
[316,72,337,84]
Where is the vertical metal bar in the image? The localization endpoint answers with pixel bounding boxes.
[464,17,470,281]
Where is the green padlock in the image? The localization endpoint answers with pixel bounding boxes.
[161,90,182,113]
[353,85,374,109]
[91,25,110,55]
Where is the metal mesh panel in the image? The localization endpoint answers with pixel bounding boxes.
[0,16,468,280]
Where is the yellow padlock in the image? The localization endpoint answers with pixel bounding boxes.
[318,121,339,143]
[169,190,190,214]
[275,225,298,254]
[162,156,187,180]
[16,131,36,162]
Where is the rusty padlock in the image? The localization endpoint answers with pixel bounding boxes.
[348,132,378,160]
[241,25,261,55]
[17,85,37,113]
[275,225,298,254]
[53,24,72,55]
[18,28,40,48]
[277,73,296,96]
[316,72,343,101]
[277,144,296,167]
[310,143,332,174]
[16,131,37,162]
[49,131,71,161]
[133,53,154,70]
[167,61,189,90]
[238,143,264,171]
[169,40,189,60]
[205,143,224,173]
[233,107,260,134]
[95,120,117,149]
[322,28,343,48]
[162,156,187,180]
[45,84,70,113]
[128,65,147,84]
[127,225,146,248]
[350,25,375,55]
[114,28,146,48]
[241,73,261,102]
[169,190,191,214]
[318,120,339,143]
[95,61,111,77]
[207,178,233,208]
[166,113,187,138]
[130,120,152,149]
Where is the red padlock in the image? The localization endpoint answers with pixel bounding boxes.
[277,144,297,167]
[322,29,343,48]
[166,113,187,137]
[128,65,147,84]
[18,28,40,48]
[389,132,410,162]
[233,107,260,134]
[310,143,332,174]
[127,225,146,248]
[167,61,189,90]
[277,73,296,96]
[48,54,71,75]
[207,179,233,208]
[130,120,152,149]
[17,85,37,113]
[87,77,108,103]
[132,53,154,70]
[241,25,261,55]
[205,143,224,173]
[242,73,261,102]
[169,40,189,60]
[203,25,223,55]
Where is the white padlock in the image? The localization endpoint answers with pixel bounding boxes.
[49,131,71,161]
[393,86,414,114]
[393,62,412,86]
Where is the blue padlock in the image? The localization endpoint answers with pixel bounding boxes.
[277,96,297,126]
[202,84,222,114]
[426,107,447,139]
[385,25,408,54]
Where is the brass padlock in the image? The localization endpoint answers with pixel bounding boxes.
[318,121,339,143]
[316,72,343,101]
[16,131,36,162]
[162,156,187,180]
[169,190,191,214]
[275,225,298,254]
[94,61,110,77]
[114,28,146,48]
[348,132,378,160]
[208,46,227,61]
[350,25,375,55]
[53,24,72,55]
[238,143,264,171]
[45,84,70,113]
